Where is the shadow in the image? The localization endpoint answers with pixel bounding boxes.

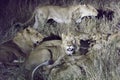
[42,34,61,41]
[79,39,94,55]
[46,19,57,26]
[96,9,114,21]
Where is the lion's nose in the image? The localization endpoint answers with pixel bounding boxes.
[33,43,37,47]
[33,41,40,47]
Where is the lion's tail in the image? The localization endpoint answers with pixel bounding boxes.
[31,61,49,80]
[13,12,35,29]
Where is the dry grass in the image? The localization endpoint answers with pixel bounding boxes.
[0,0,120,80]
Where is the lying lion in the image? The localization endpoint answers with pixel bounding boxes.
[24,33,80,80]
[13,27,44,55]
[16,4,98,30]
[0,27,43,65]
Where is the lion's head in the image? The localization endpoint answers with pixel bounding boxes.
[73,4,98,23]
[61,33,79,55]
[80,4,98,17]
[13,27,44,54]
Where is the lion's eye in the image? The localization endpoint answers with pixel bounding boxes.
[36,41,39,44]
[36,33,39,36]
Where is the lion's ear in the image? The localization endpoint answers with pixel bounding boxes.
[25,28,31,34]
[26,27,33,33]
[61,33,66,39]
[73,7,80,18]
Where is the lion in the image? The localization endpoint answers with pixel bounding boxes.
[13,27,44,55]
[0,41,25,65]
[16,4,98,30]
[24,33,80,80]
[0,27,43,65]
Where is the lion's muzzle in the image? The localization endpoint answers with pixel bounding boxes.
[65,46,75,55]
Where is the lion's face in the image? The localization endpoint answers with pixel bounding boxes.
[13,27,44,53]
[24,27,44,45]
[62,33,78,55]
[80,4,98,17]
[73,4,98,23]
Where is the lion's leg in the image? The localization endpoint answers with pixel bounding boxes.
[45,55,66,74]
[33,13,47,31]
[30,49,52,80]
[33,15,39,29]
[76,18,82,23]
[32,55,66,80]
